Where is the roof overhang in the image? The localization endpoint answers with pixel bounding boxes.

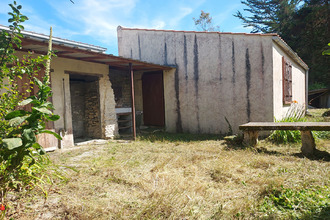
[0,25,173,72]
[272,36,309,71]
[21,38,173,71]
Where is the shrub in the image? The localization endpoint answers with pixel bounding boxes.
[268,117,306,144]
[0,0,60,208]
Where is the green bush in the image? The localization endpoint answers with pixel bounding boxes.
[268,117,306,144]
[0,1,60,208]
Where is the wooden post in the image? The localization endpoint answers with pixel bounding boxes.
[129,63,136,140]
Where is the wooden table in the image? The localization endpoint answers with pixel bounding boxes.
[239,122,330,156]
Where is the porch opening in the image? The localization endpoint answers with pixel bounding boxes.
[69,74,102,142]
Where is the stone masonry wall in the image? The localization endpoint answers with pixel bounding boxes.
[69,81,85,138]
[109,69,131,108]
[85,81,102,138]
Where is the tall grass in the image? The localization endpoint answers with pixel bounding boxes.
[268,117,306,144]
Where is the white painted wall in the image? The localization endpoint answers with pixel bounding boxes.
[118,28,275,134]
[272,42,306,120]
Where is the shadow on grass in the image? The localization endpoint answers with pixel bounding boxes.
[255,147,286,156]
[300,205,330,220]
[292,149,330,162]
[137,131,223,143]
[223,141,246,151]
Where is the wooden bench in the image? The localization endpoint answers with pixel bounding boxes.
[239,122,330,156]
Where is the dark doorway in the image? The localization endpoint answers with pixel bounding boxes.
[69,74,102,142]
[142,71,165,126]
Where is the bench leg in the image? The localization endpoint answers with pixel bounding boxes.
[243,131,259,147]
[300,131,316,156]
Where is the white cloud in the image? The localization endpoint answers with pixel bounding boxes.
[45,0,139,48]
[168,7,193,28]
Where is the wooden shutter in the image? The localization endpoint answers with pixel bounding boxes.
[282,57,292,104]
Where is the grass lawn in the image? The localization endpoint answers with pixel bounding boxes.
[4,110,330,219]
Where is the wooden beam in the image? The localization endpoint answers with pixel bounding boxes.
[129,63,136,140]
[64,70,104,78]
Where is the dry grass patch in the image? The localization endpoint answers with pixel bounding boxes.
[4,133,330,219]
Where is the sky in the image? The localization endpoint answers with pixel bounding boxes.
[0,0,252,55]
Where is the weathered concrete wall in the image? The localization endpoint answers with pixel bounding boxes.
[51,56,117,146]
[118,28,274,134]
[272,42,306,120]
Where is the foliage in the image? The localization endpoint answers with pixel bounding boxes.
[260,185,330,219]
[235,0,330,87]
[268,117,305,144]
[234,0,300,34]
[322,43,330,55]
[193,10,220,31]
[309,82,327,90]
[0,0,60,207]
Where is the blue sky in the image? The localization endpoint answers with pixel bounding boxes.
[0,0,252,54]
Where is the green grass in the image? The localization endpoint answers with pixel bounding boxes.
[268,109,330,144]
[260,185,330,219]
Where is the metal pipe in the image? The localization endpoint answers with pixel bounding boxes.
[62,78,67,131]
[129,63,136,140]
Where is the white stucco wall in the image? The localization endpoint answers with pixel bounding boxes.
[118,28,275,134]
[272,42,306,120]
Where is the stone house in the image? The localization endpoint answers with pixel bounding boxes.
[1,25,309,150]
[117,27,308,134]
[0,25,170,150]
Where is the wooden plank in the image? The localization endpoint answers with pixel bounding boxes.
[239,122,330,131]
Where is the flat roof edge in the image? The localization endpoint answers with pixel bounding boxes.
[117,25,278,36]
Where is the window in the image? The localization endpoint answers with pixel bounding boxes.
[282,56,292,104]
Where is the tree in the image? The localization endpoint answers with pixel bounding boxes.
[235,0,330,88]
[323,43,330,55]
[0,1,60,210]
[234,0,300,34]
[193,10,220,31]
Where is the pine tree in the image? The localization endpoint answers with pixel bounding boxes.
[234,0,300,34]
[235,0,330,88]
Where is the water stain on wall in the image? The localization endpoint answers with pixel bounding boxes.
[174,60,183,132]
[184,35,188,80]
[232,41,236,83]
[194,35,201,132]
[164,42,168,65]
[218,34,222,81]
[245,48,251,121]
[261,42,265,91]
[138,35,141,60]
